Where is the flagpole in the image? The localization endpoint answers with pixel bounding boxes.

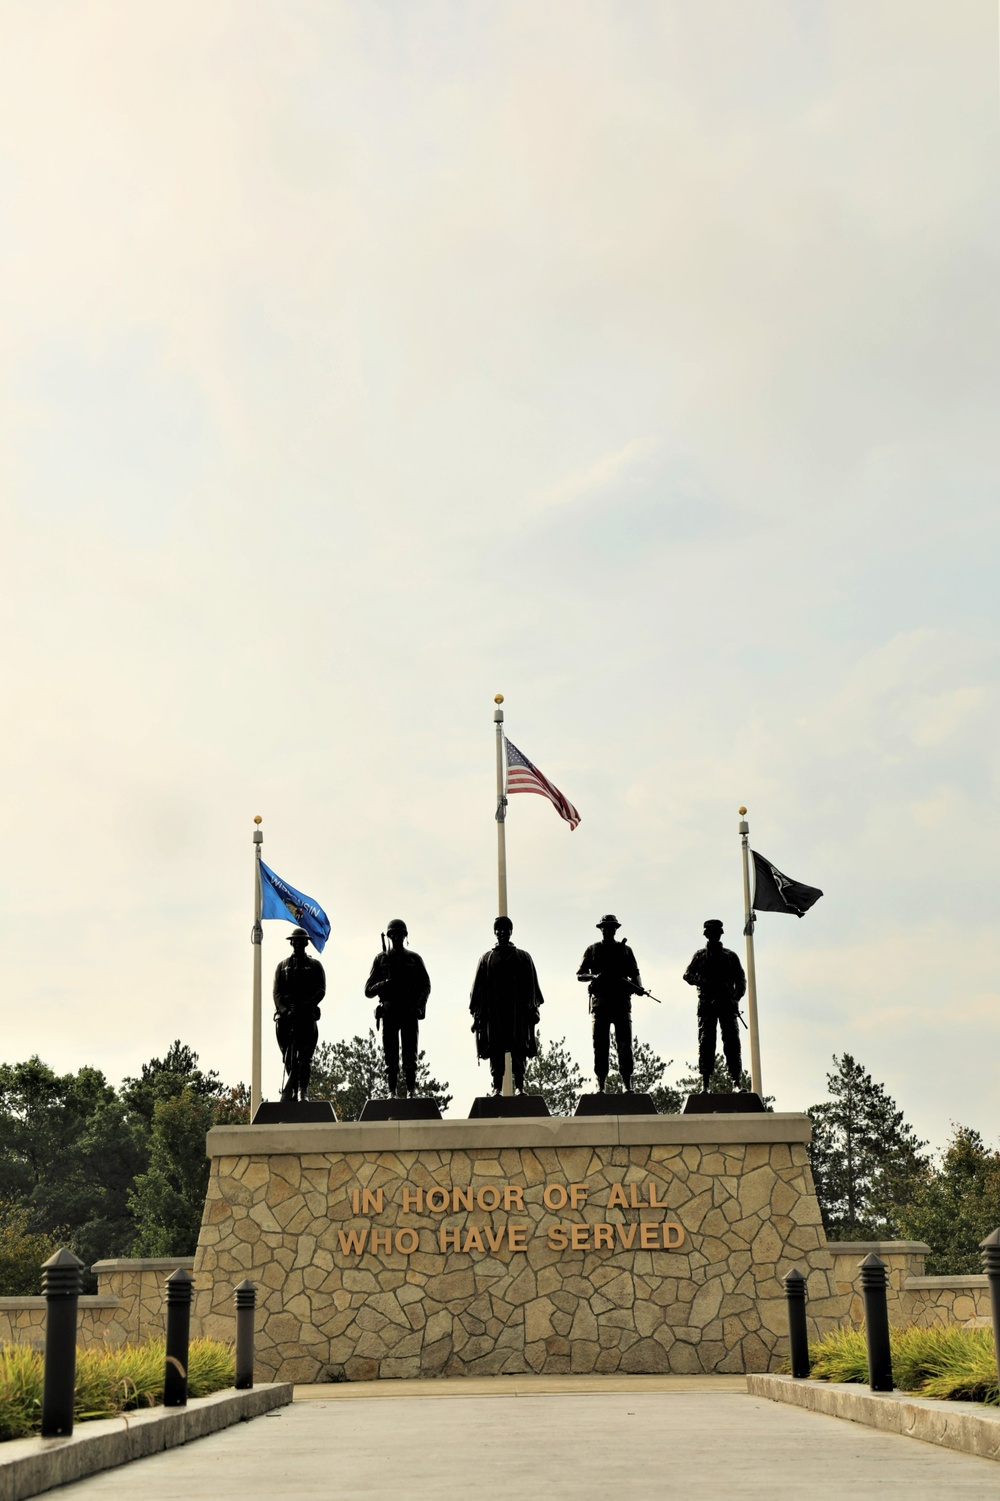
[738,807,763,1097]
[251,816,263,1120]
[493,695,513,1097]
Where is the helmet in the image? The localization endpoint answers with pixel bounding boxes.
[385,918,408,936]
[287,926,310,943]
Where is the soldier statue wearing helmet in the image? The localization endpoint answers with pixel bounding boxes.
[272,926,326,1102]
[683,919,747,1092]
[364,920,431,1098]
[577,915,643,1093]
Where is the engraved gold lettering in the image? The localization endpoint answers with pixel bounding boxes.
[477,1185,501,1211]
[616,1223,638,1249]
[504,1185,524,1210]
[369,1228,392,1254]
[543,1184,568,1210]
[629,1183,642,1208]
[395,1228,419,1254]
[594,1224,614,1249]
[401,1186,423,1213]
[352,1189,360,1214]
[640,1223,658,1249]
[649,1181,669,1208]
[439,1226,461,1251]
[606,1183,628,1209]
[569,1183,587,1209]
[485,1226,506,1252]
[662,1222,685,1248]
[338,1226,368,1254]
[452,1186,473,1212]
[463,1226,485,1252]
[362,1188,384,1215]
[547,1224,568,1250]
[570,1224,590,1250]
[426,1186,450,1212]
[508,1224,528,1251]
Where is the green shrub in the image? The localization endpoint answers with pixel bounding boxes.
[806,1324,998,1405]
[0,1338,236,1441]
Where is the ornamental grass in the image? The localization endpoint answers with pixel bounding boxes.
[805,1324,998,1405]
[0,1339,235,1441]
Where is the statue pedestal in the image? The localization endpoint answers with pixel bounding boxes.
[250,1101,337,1125]
[682,1093,765,1114]
[575,1093,657,1116]
[468,1095,550,1118]
[358,1098,442,1121]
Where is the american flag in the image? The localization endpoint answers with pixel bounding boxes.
[504,737,581,830]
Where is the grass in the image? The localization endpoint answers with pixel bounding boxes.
[805,1324,999,1405]
[0,1339,236,1441]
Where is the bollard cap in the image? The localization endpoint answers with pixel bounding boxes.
[783,1267,806,1291]
[41,1247,84,1297]
[165,1266,194,1303]
[980,1228,1000,1271]
[235,1278,258,1308]
[858,1252,888,1286]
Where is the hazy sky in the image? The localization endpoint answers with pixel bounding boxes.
[1,2,997,1150]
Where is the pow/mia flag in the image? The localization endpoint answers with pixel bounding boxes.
[751,851,823,920]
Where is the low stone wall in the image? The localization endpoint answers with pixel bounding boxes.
[193,1113,848,1383]
[0,1259,194,1350]
[827,1241,991,1327]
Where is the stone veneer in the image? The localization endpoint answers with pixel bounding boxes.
[829,1242,992,1328]
[192,1113,850,1383]
[0,1259,192,1350]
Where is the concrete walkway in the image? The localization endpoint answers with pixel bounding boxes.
[55,1377,1000,1499]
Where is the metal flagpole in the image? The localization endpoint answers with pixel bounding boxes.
[493,696,513,1096]
[251,816,263,1120]
[738,807,763,1097]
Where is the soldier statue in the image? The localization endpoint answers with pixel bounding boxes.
[577,914,642,1093]
[273,926,326,1101]
[470,916,543,1094]
[364,919,431,1098]
[683,919,747,1092]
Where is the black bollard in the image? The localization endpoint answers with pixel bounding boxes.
[234,1280,257,1390]
[164,1267,194,1407]
[783,1267,810,1378]
[980,1228,1000,1386]
[859,1252,893,1392]
[41,1248,84,1438]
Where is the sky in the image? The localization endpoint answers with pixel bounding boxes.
[0,1,997,1152]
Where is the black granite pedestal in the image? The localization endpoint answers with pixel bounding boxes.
[251,1101,337,1125]
[682,1092,766,1114]
[574,1093,658,1116]
[468,1096,550,1119]
[358,1098,443,1121]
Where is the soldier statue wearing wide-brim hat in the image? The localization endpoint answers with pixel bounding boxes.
[577,914,643,1092]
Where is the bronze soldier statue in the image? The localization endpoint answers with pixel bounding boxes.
[683,919,746,1092]
[364,919,431,1098]
[470,916,543,1094]
[577,914,642,1092]
[273,925,326,1101]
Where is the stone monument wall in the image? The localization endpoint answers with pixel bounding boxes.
[192,1113,849,1383]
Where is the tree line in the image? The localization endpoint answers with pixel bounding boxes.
[0,1038,994,1290]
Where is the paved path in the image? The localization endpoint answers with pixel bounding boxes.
[57,1379,1000,1499]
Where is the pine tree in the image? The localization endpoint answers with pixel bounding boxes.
[523,1038,587,1115]
[808,1053,927,1239]
[898,1127,1000,1274]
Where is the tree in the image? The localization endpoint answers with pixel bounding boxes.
[897,1127,1000,1274]
[671,1058,772,1108]
[523,1038,588,1115]
[808,1054,927,1239]
[128,1087,217,1256]
[308,1032,452,1119]
[0,1201,66,1295]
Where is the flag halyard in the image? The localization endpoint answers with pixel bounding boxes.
[504,737,581,830]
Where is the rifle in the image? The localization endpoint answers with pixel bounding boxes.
[375,932,387,1030]
[578,973,662,1005]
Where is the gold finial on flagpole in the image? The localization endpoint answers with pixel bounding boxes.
[494,694,504,704]
[738,806,747,815]
[254,814,262,825]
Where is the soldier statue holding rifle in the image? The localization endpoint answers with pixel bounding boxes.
[273,926,326,1102]
[364,919,431,1098]
[683,919,747,1092]
[577,914,650,1093]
